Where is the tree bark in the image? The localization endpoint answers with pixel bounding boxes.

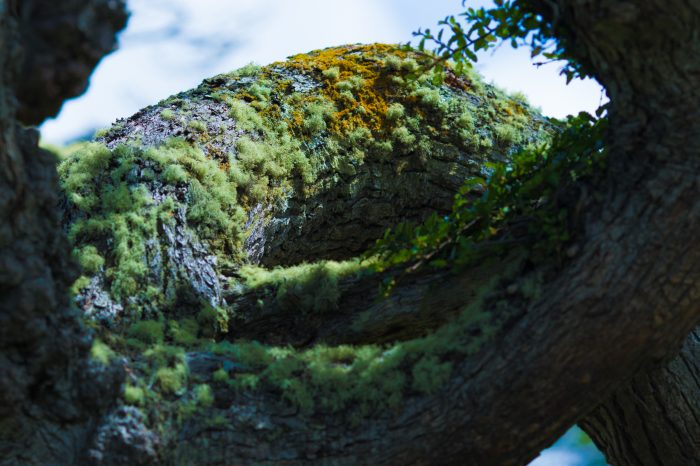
[0,1,127,464]
[530,1,700,464]
[582,329,700,466]
[3,0,700,465]
[169,0,700,464]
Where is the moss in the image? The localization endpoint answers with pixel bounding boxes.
[162,164,187,183]
[194,384,214,407]
[60,138,247,306]
[187,120,207,133]
[160,109,175,121]
[212,368,229,383]
[156,363,188,394]
[391,126,416,147]
[128,320,165,344]
[75,245,104,274]
[124,384,146,406]
[385,102,405,122]
[90,339,114,365]
[239,259,364,314]
[71,275,91,295]
[169,318,199,346]
[196,303,229,337]
[228,100,265,132]
[322,66,340,80]
[411,355,452,394]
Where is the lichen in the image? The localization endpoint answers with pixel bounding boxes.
[56,43,554,436]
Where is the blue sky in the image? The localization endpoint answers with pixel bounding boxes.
[39,0,604,144]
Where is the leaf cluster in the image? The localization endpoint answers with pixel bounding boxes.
[413,0,588,83]
[368,111,607,292]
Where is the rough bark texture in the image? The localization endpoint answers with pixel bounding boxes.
[0,1,127,464]
[3,0,700,465]
[533,0,700,464]
[171,0,700,463]
[582,329,700,466]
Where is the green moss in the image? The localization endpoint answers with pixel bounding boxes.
[187,120,207,133]
[391,126,416,147]
[75,245,104,274]
[240,259,364,314]
[194,384,214,407]
[90,339,114,365]
[162,164,187,183]
[128,320,165,344]
[385,103,405,122]
[71,275,91,295]
[167,318,199,346]
[124,384,146,406]
[411,355,452,394]
[196,303,229,337]
[212,368,229,383]
[59,138,248,306]
[228,100,265,132]
[157,363,188,394]
[322,66,340,80]
[161,109,175,121]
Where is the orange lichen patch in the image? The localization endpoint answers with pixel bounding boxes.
[272,44,420,138]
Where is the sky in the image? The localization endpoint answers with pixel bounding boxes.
[39,0,605,145]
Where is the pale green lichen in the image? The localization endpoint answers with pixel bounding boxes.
[58,44,552,430]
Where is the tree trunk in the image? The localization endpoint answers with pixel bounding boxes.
[4,0,700,465]
[154,0,700,463]
[582,329,700,465]
[0,1,127,464]
[529,1,700,464]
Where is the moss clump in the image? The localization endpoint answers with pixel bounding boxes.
[160,109,175,121]
[156,363,188,394]
[212,368,229,383]
[128,320,165,345]
[75,245,104,274]
[411,355,452,394]
[90,339,114,365]
[194,384,214,407]
[196,303,229,337]
[207,298,490,421]
[61,138,246,307]
[168,318,199,346]
[124,384,146,406]
[239,259,364,314]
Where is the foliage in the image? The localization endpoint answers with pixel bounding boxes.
[369,111,607,292]
[413,0,588,83]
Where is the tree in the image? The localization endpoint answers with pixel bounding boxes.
[2,1,700,465]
